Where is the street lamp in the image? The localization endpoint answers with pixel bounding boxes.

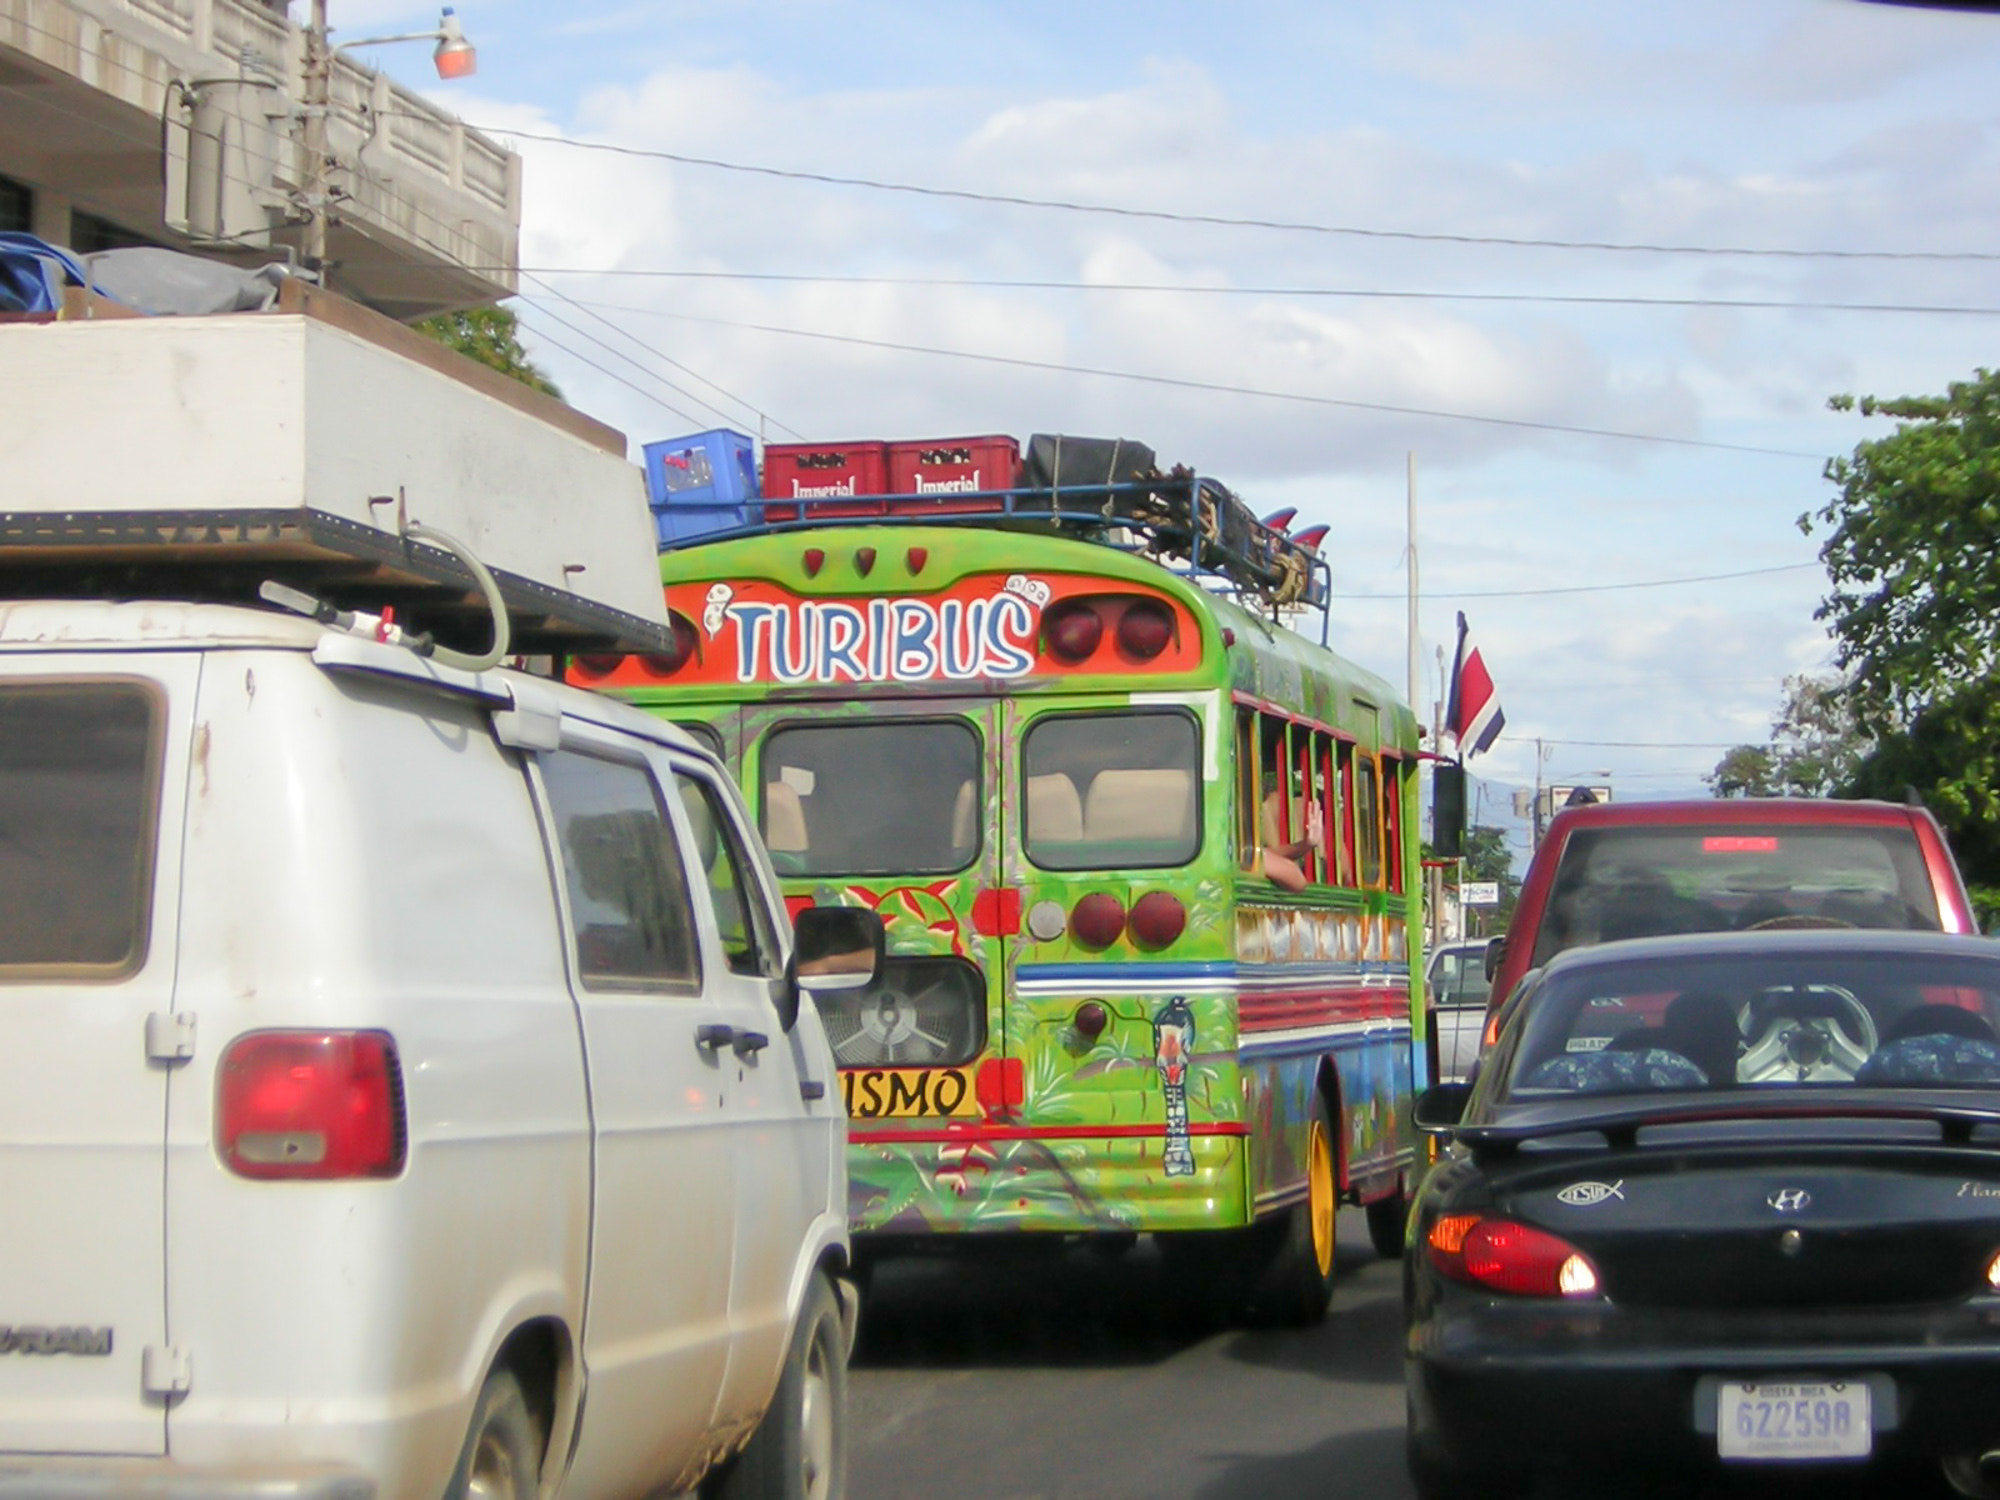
[299,3,479,273]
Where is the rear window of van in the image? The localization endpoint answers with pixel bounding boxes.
[1531,823,1942,967]
[0,681,160,976]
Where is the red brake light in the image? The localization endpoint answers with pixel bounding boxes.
[572,653,624,679]
[218,1031,405,1180]
[1115,598,1175,661]
[1704,836,1780,853]
[1074,1001,1110,1041]
[1127,891,1187,949]
[1428,1214,1599,1297]
[1043,600,1104,663]
[1069,892,1126,949]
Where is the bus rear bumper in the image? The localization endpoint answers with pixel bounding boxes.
[846,1129,1248,1235]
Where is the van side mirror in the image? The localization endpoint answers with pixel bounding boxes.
[1413,1082,1472,1134]
[781,904,886,1032]
[1484,935,1505,983]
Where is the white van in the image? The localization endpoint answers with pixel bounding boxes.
[0,594,874,1500]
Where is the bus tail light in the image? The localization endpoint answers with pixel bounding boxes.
[1073,1001,1109,1041]
[1127,891,1186,949]
[1427,1214,1600,1298]
[1115,598,1175,661]
[638,614,700,678]
[1069,893,1126,949]
[572,653,623,680]
[1043,600,1104,662]
[218,1031,406,1181]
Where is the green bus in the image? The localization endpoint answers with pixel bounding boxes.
[572,476,1427,1321]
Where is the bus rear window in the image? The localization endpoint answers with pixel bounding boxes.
[761,721,981,876]
[1022,710,1200,870]
[0,681,160,976]
[1533,823,1944,966]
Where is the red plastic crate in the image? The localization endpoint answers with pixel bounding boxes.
[761,440,890,521]
[886,435,1021,515]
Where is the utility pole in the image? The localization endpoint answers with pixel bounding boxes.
[300,0,332,276]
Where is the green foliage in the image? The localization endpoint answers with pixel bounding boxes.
[1707,674,1868,799]
[412,305,562,399]
[1804,370,2000,895]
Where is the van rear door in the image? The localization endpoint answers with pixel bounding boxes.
[0,663,197,1456]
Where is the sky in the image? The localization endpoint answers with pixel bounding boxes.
[319,0,2000,861]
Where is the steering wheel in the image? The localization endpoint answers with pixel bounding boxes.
[1737,984,1877,1083]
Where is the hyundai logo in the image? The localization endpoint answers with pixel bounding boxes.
[1767,1188,1812,1213]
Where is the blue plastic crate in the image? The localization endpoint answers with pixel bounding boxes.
[640,428,757,545]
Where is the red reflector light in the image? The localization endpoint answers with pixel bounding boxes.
[803,548,826,578]
[1127,891,1187,949]
[1115,598,1175,661]
[1703,835,1780,853]
[1074,1001,1109,1041]
[572,654,624,679]
[639,614,700,678]
[218,1031,405,1180]
[1043,600,1103,663]
[1069,892,1126,949]
[1428,1214,1599,1298]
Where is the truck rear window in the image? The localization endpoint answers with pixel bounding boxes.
[0,682,160,976]
[1532,824,1943,967]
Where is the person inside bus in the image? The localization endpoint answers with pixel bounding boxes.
[1259,775,1323,893]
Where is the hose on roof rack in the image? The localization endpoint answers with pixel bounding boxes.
[404,521,510,673]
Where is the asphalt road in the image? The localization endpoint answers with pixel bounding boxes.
[848,1208,1413,1500]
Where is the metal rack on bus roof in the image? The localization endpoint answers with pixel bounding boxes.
[656,473,1336,643]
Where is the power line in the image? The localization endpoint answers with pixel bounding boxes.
[472,123,2000,265]
[518,289,766,435]
[553,296,1828,460]
[439,265,2000,320]
[513,317,706,430]
[521,272,802,440]
[1337,560,1822,601]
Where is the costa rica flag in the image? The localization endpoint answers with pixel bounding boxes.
[1445,611,1504,760]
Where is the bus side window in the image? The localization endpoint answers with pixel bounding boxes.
[1234,707,1259,870]
[1315,734,1341,887]
[1336,744,1358,886]
[1383,757,1405,894]
[1356,751,1382,888]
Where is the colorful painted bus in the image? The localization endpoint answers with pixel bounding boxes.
[570,473,1426,1323]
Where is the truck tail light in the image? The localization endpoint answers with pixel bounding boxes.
[1427,1214,1599,1298]
[218,1031,406,1180]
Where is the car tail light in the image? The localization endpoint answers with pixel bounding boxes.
[572,653,623,679]
[1985,1249,2000,1291]
[638,614,700,678]
[1427,1214,1599,1297]
[1069,893,1126,949]
[1127,891,1187,949]
[1043,600,1103,662]
[1115,598,1175,661]
[218,1031,406,1180]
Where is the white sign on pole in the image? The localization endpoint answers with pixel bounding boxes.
[1463,881,1501,906]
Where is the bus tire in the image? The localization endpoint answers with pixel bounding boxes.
[1365,1178,1408,1260]
[1244,1094,1339,1326]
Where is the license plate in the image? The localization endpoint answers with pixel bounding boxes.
[1716,1380,1871,1461]
[840,1067,979,1119]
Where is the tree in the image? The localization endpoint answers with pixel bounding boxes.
[1706,673,1868,798]
[1803,369,2000,919]
[413,305,562,398]
[1460,823,1521,935]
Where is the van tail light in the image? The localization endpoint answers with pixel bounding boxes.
[218,1031,406,1180]
[1426,1214,1600,1298]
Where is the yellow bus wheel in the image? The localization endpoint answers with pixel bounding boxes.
[1243,1095,1338,1327]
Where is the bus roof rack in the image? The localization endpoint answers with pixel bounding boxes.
[657,473,1333,625]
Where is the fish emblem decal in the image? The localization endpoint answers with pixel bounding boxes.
[1557,1180,1625,1207]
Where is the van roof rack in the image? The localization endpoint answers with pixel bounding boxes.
[1,283,673,656]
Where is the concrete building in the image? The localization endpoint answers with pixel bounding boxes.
[0,0,518,318]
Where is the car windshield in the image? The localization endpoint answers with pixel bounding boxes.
[1531,824,1942,967]
[1495,944,2000,1101]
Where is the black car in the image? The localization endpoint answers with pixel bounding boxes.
[1406,929,2000,1499]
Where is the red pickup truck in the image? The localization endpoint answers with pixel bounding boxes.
[1484,797,1978,1029]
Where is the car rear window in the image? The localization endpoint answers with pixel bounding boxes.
[0,681,161,976]
[1531,824,1942,968]
[1499,947,2000,1098]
